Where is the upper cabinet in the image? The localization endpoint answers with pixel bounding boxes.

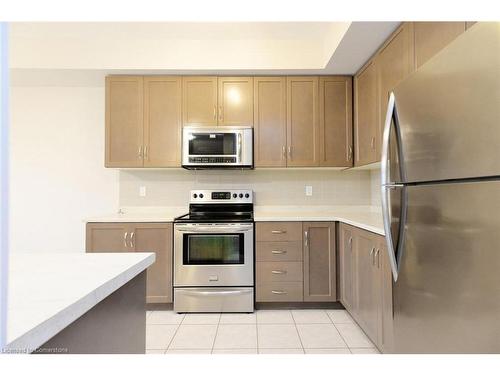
[182,76,253,127]
[105,75,182,168]
[182,76,218,126]
[354,61,379,166]
[286,76,320,167]
[318,77,353,167]
[143,77,182,167]
[413,22,466,69]
[217,77,254,126]
[105,76,144,167]
[254,77,287,167]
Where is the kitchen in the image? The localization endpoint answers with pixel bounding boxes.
[1,2,499,373]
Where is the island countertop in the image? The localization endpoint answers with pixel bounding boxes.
[5,252,155,353]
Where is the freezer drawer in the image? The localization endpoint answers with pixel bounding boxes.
[174,287,254,313]
[392,180,500,353]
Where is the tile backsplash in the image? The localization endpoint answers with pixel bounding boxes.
[119,169,373,207]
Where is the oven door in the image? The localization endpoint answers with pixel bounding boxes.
[182,127,253,168]
[174,223,254,287]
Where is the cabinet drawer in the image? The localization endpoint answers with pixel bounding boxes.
[256,282,303,302]
[256,241,303,262]
[256,222,303,242]
[256,262,303,283]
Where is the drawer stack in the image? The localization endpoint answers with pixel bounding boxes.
[255,222,304,302]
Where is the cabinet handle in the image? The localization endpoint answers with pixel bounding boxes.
[348,145,353,161]
[144,145,148,160]
[271,230,286,234]
[282,146,286,160]
[130,231,135,248]
[138,146,143,159]
[376,248,380,268]
[271,250,287,254]
[371,136,376,149]
[271,270,287,275]
[213,104,216,120]
[348,237,353,251]
[370,247,375,265]
[304,230,309,248]
[123,232,128,248]
[287,146,291,159]
[271,290,287,295]
[218,105,223,122]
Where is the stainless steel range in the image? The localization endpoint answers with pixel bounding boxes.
[173,190,254,313]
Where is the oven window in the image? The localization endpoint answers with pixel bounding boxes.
[188,133,236,155]
[183,233,244,265]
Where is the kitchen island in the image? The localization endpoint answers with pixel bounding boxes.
[5,252,155,354]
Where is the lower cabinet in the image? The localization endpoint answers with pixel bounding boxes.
[338,223,393,353]
[256,221,336,303]
[86,222,173,303]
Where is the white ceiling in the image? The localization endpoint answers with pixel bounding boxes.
[9,22,400,78]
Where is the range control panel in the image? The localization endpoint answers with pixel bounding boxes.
[189,190,253,204]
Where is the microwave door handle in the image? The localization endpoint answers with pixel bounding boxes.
[238,133,242,162]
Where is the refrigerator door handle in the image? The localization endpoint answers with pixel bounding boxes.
[381,92,406,282]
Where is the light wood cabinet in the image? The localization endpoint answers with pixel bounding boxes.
[377,23,415,141]
[414,22,466,69]
[318,77,353,167]
[86,222,173,303]
[378,239,394,353]
[143,77,182,167]
[303,222,336,302]
[105,76,144,168]
[354,61,379,166]
[217,77,253,126]
[254,77,287,167]
[286,76,320,167]
[182,76,218,126]
[338,223,355,311]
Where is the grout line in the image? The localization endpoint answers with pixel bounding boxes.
[290,310,305,352]
[165,313,186,351]
[210,314,222,354]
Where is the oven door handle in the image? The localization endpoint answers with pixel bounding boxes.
[176,227,253,233]
[178,290,252,297]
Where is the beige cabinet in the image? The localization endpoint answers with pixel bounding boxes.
[354,61,379,166]
[86,222,173,303]
[182,76,218,126]
[105,76,144,168]
[286,76,320,167]
[414,22,466,69]
[338,223,355,311]
[303,222,336,302]
[377,23,415,140]
[217,77,253,126]
[254,77,287,167]
[143,77,182,167]
[318,77,353,167]
[378,239,394,353]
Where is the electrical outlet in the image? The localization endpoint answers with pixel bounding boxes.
[139,186,147,197]
[305,185,313,196]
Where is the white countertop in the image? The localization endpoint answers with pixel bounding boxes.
[5,252,155,353]
[86,205,384,236]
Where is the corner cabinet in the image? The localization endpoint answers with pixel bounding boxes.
[338,223,355,311]
[86,222,173,303]
[105,76,182,168]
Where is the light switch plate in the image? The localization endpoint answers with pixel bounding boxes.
[305,185,313,196]
[139,186,147,197]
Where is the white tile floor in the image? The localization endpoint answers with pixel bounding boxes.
[145,309,380,354]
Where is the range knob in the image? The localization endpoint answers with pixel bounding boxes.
[245,193,250,198]
[193,193,198,198]
[233,193,237,198]
[199,193,204,198]
[239,193,243,198]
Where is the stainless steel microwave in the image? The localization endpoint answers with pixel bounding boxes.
[182,126,253,169]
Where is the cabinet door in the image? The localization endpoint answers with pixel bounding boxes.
[355,228,380,343]
[182,76,218,126]
[254,77,287,167]
[338,224,355,311]
[218,77,253,126]
[143,77,182,167]
[132,223,173,303]
[86,223,131,253]
[378,239,394,353]
[303,222,336,302]
[377,23,414,147]
[414,22,466,69]
[319,77,353,167]
[354,60,379,166]
[286,76,320,167]
[105,76,144,167]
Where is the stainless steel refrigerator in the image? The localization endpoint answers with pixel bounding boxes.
[381,22,500,353]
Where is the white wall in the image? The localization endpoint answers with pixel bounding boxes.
[9,79,119,253]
